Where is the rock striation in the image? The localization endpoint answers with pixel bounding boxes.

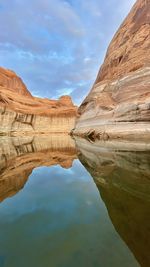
[74,0,150,140]
[0,134,77,202]
[0,67,32,97]
[0,67,77,135]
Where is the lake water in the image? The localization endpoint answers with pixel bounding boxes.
[0,134,149,267]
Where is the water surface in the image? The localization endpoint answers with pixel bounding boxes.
[0,135,149,267]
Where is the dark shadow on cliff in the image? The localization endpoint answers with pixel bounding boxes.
[0,135,77,202]
[75,137,150,267]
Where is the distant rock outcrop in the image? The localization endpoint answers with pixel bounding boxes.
[0,67,77,135]
[74,0,150,140]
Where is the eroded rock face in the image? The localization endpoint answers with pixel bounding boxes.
[0,67,77,134]
[0,135,77,202]
[74,0,150,140]
[0,67,32,97]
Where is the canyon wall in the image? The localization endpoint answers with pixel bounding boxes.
[0,67,77,135]
[0,67,32,97]
[74,0,150,141]
[0,107,76,135]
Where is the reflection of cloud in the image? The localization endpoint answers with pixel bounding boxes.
[0,0,136,104]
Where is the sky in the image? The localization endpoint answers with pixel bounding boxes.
[0,0,136,105]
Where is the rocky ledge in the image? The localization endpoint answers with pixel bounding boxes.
[73,0,150,141]
[0,67,77,135]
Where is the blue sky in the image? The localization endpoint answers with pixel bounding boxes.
[0,0,136,105]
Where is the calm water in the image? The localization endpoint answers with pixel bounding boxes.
[0,135,149,267]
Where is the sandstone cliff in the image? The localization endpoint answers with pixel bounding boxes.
[0,67,77,135]
[0,135,77,202]
[0,67,32,97]
[74,0,150,140]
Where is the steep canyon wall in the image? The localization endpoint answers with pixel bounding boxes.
[74,0,150,140]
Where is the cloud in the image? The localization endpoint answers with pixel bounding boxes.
[0,0,136,104]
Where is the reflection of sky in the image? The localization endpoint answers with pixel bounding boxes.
[0,160,138,267]
[0,0,136,104]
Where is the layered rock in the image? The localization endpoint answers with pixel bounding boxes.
[0,134,77,202]
[76,138,150,267]
[74,0,150,140]
[0,67,32,97]
[0,67,77,135]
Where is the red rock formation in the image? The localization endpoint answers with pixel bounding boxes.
[74,0,150,141]
[0,67,32,97]
[0,67,77,134]
[96,0,150,83]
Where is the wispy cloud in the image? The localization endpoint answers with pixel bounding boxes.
[0,0,136,104]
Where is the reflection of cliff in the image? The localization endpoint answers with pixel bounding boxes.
[0,135,77,202]
[76,137,150,267]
